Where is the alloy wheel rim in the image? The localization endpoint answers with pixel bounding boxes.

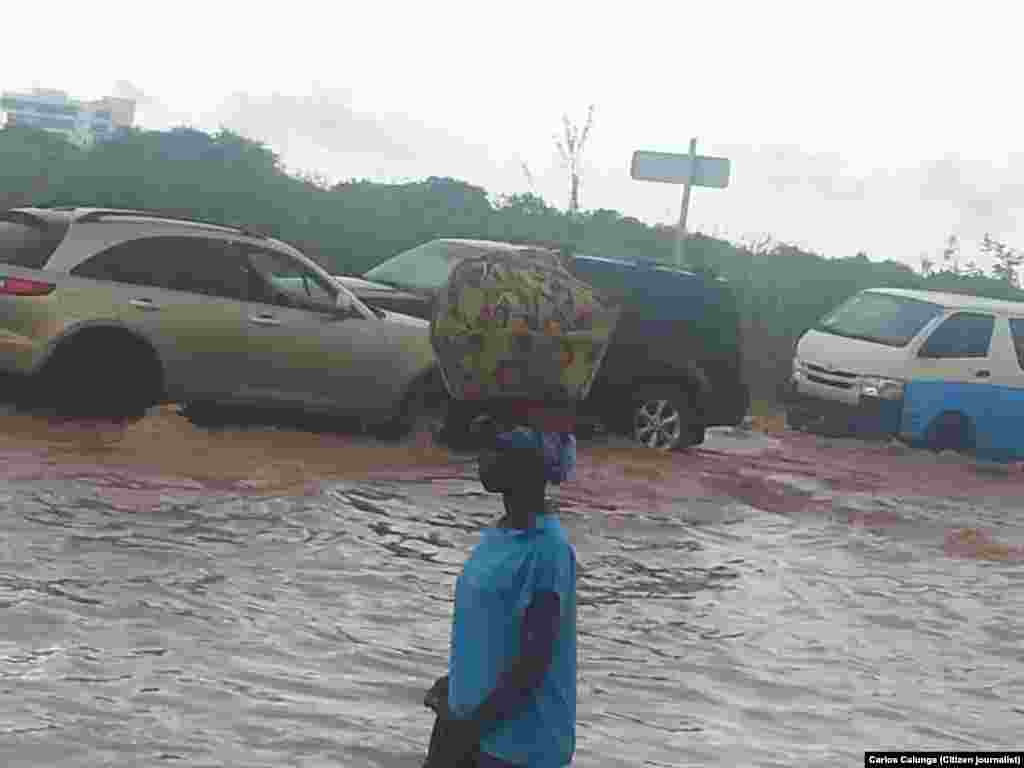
[634,399,682,450]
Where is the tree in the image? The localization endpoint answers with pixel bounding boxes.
[981,233,1023,287]
[496,192,553,217]
[0,125,83,209]
[554,105,595,215]
[941,233,961,275]
[520,161,536,193]
[919,254,935,277]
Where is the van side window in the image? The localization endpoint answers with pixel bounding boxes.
[918,312,995,359]
[1009,319,1024,370]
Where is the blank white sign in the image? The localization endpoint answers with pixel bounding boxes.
[630,150,731,188]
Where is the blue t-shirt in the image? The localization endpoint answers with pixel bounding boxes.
[449,514,577,768]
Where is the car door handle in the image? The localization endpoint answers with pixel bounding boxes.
[129,298,160,311]
[975,369,991,378]
[249,314,281,327]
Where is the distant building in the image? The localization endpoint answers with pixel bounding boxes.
[0,88,135,146]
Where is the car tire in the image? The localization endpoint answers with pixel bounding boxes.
[180,401,230,429]
[632,394,701,451]
[688,425,706,446]
[435,402,483,451]
[926,411,973,453]
[31,334,160,420]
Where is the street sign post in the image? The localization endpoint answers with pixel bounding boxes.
[630,141,731,268]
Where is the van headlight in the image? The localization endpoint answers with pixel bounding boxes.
[792,358,804,380]
[860,377,904,400]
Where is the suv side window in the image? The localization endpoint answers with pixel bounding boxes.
[243,246,340,313]
[0,212,71,269]
[1009,319,1024,371]
[71,236,248,300]
[918,312,995,359]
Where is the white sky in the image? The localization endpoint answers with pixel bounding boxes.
[6,0,1023,271]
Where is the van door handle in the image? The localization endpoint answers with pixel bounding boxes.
[129,298,160,311]
[975,369,991,378]
[249,314,281,327]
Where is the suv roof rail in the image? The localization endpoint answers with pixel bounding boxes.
[74,208,269,239]
[634,256,666,267]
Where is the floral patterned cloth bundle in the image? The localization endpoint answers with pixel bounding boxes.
[430,247,621,403]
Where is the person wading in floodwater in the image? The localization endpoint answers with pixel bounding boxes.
[423,402,578,768]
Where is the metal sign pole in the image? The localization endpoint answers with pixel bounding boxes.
[631,144,730,269]
[674,137,698,269]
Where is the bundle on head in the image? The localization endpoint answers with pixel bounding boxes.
[430,247,621,407]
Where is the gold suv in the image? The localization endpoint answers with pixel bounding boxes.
[0,207,443,428]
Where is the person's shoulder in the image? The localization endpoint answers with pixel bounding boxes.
[534,523,575,563]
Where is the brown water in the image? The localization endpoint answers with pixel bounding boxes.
[1,408,1022,766]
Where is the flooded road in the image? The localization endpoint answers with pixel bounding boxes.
[1,408,1022,766]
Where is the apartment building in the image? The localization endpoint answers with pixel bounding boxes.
[0,88,135,146]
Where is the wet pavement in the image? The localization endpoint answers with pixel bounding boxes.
[0,408,1021,766]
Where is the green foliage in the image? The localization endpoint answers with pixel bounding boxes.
[981,234,1023,287]
[5,124,1024,399]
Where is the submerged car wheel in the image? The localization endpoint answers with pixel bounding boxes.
[926,411,973,453]
[633,397,698,451]
[31,332,161,420]
[180,401,233,429]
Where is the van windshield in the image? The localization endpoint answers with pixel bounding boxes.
[815,292,943,347]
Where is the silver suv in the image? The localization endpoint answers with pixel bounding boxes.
[0,207,443,429]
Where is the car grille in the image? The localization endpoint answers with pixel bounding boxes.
[804,362,859,390]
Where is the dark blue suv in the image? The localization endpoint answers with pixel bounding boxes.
[337,240,749,449]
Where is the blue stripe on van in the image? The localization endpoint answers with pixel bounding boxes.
[900,380,1024,460]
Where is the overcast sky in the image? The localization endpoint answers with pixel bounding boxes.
[6,0,1022,271]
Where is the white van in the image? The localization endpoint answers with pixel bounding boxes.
[783,288,1024,457]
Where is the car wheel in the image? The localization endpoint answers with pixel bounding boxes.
[436,402,484,450]
[32,334,160,420]
[180,401,230,429]
[688,425,706,446]
[926,411,973,453]
[632,396,700,451]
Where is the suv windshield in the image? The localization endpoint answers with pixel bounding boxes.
[815,292,943,347]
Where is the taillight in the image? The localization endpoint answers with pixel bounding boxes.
[0,276,56,296]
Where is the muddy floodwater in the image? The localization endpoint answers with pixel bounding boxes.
[1,407,1022,766]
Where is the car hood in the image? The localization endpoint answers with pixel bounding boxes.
[335,275,399,292]
[796,328,910,377]
[336,274,431,300]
